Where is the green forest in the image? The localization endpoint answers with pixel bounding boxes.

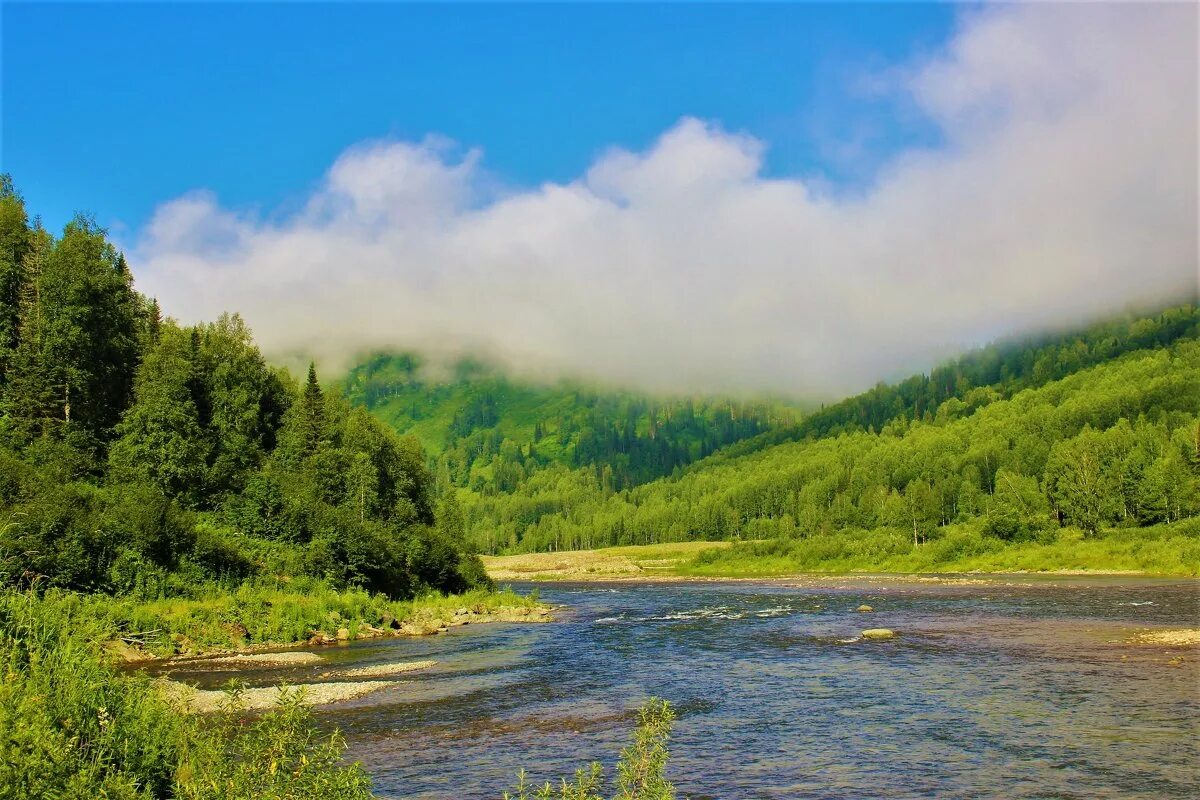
[344,354,800,493]
[0,175,485,601]
[345,307,1200,572]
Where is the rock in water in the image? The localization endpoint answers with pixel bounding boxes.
[861,628,896,640]
[857,604,874,613]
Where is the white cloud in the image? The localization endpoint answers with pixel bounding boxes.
[132,4,1198,397]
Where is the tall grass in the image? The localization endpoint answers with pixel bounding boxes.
[505,699,676,800]
[0,589,373,800]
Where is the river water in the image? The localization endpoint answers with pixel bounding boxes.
[170,576,1200,798]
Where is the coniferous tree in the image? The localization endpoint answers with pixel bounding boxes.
[301,362,325,456]
[0,176,30,388]
[2,225,59,440]
[108,326,208,502]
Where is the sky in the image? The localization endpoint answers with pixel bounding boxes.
[3,3,1198,397]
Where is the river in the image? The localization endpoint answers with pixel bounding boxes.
[166,576,1200,798]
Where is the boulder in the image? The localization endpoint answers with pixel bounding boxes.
[335,627,351,641]
[861,628,896,640]
[856,605,874,613]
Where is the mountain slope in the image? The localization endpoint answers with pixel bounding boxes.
[454,320,1200,556]
[343,306,1199,560]
[342,354,803,492]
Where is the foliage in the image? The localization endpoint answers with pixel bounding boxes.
[453,336,1199,567]
[504,699,675,800]
[682,519,1200,577]
[344,353,799,496]
[0,176,485,601]
[344,307,1199,560]
[0,589,373,800]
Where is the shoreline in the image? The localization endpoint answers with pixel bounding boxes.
[485,567,1196,585]
[481,542,1198,583]
[111,602,556,665]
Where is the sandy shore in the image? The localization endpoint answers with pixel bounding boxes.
[320,659,438,679]
[483,542,732,581]
[180,651,326,669]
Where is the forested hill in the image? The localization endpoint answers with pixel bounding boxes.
[684,305,1200,471]
[342,354,803,492]
[356,306,1198,556]
[463,334,1199,558]
[346,309,1198,508]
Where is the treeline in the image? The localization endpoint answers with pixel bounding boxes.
[461,332,1200,555]
[691,305,1200,469]
[0,176,484,599]
[344,354,796,493]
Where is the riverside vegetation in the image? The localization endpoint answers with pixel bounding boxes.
[0,588,675,800]
[0,178,594,797]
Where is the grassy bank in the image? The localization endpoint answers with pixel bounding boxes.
[682,519,1200,577]
[55,580,546,660]
[0,589,375,800]
[0,588,672,800]
[483,519,1200,581]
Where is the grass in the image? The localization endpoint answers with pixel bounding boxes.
[483,519,1200,580]
[679,519,1200,578]
[67,580,543,659]
[0,589,374,800]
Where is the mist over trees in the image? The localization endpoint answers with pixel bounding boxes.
[361,308,1199,557]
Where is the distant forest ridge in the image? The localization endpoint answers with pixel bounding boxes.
[344,304,1199,556]
[344,304,1198,488]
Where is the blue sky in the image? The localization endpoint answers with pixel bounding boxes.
[3,3,955,234]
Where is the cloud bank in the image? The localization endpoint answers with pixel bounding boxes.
[133,4,1197,397]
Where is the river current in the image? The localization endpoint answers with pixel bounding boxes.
[171,576,1200,798]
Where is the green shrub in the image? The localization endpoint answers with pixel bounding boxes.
[505,699,675,800]
[0,589,374,800]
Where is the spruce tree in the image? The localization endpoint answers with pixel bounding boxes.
[2,226,59,439]
[0,175,30,388]
[301,362,325,455]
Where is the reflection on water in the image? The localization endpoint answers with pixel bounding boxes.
[183,577,1200,798]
